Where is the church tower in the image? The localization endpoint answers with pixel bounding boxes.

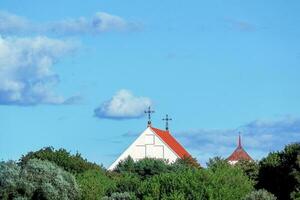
[227,134,253,165]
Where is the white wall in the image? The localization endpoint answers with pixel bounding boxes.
[108,127,180,170]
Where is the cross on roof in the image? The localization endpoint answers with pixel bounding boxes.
[144,106,154,126]
[162,114,172,131]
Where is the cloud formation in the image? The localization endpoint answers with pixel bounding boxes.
[0,11,140,35]
[0,11,31,34]
[174,117,300,165]
[94,90,152,119]
[0,35,78,105]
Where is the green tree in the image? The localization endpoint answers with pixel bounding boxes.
[0,159,80,200]
[138,168,209,200]
[20,147,103,174]
[114,156,135,174]
[236,160,259,185]
[76,169,114,200]
[207,158,254,200]
[114,157,170,179]
[109,172,141,194]
[258,143,300,200]
[0,161,30,199]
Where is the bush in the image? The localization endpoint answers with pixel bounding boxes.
[243,189,277,200]
[76,169,114,200]
[109,172,141,194]
[102,192,136,200]
[0,159,80,200]
[0,161,28,200]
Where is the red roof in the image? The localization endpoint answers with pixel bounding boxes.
[150,127,191,159]
[227,135,253,161]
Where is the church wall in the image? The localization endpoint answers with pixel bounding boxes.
[108,127,180,170]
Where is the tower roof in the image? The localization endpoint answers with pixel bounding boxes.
[150,127,191,159]
[227,135,253,162]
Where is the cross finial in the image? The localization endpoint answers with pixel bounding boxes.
[144,106,155,126]
[162,114,172,131]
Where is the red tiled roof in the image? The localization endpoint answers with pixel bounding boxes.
[227,135,253,161]
[227,147,253,161]
[150,127,191,159]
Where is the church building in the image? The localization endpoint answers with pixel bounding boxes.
[227,134,253,165]
[108,108,191,170]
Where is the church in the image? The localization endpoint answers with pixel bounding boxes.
[108,107,253,170]
[108,108,191,170]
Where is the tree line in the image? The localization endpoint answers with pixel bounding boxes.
[1,143,300,200]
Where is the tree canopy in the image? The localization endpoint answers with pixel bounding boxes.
[2,144,300,200]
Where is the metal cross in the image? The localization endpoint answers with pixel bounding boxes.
[162,114,172,131]
[144,106,155,126]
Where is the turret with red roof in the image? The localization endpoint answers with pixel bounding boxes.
[227,134,253,165]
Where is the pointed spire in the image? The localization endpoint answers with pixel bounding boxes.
[238,133,242,148]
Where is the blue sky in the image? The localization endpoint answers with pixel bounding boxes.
[0,0,300,167]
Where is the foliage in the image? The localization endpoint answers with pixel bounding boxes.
[19,146,103,174]
[138,168,209,200]
[0,161,28,200]
[76,169,114,200]
[236,160,259,185]
[243,189,277,200]
[206,156,228,169]
[114,157,170,179]
[258,143,300,200]
[0,159,80,200]
[3,143,300,200]
[114,156,136,174]
[102,192,136,200]
[114,156,200,180]
[107,172,141,194]
[206,157,254,200]
[173,156,201,169]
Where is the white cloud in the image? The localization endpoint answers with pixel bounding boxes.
[0,11,31,34]
[94,90,152,119]
[174,117,300,165]
[0,35,78,105]
[0,11,140,35]
[92,12,131,32]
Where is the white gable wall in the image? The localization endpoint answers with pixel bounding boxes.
[108,127,180,170]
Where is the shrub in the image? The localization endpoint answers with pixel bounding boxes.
[0,159,80,200]
[102,192,136,200]
[22,159,80,200]
[243,189,277,200]
[76,169,114,200]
